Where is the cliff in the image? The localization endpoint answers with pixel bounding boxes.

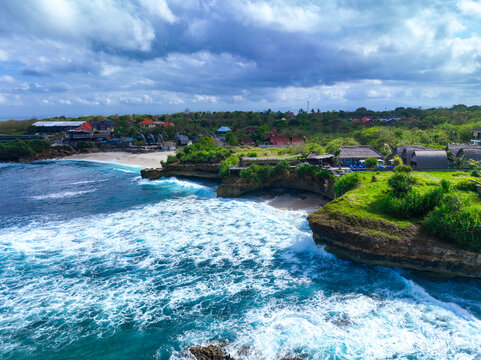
[141,162,221,180]
[307,203,481,278]
[217,172,335,198]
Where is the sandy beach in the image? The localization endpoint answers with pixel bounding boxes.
[64,151,175,168]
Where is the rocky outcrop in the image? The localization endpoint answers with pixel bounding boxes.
[189,344,234,360]
[18,146,77,162]
[217,173,335,199]
[141,162,221,180]
[307,205,481,278]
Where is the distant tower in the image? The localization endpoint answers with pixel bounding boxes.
[307,100,309,113]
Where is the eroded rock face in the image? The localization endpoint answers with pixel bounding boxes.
[307,206,481,278]
[216,173,335,199]
[18,147,77,162]
[141,162,221,180]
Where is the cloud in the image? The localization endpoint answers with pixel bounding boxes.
[2,0,481,119]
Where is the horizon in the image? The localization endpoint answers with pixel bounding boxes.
[2,1,481,119]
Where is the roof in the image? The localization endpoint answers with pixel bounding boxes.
[75,122,93,131]
[457,148,481,161]
[473,128,481,132]
[217,126,231,132]
[410,150,448,169]
[306,151,334,160]
[337,146,384,159]
[393,145,426,156]
[33,121,86,127]
[446,145,467,157]
[139,119,156,125]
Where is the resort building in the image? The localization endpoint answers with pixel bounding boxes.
[336,146,384,167]
[471,128,481,145]
[217,126,231,133]
[174,134,189,146]
[33,121,88,133]
[68,122,94,140]
[457,148,481,162]
[162,141,176,150]
[410,150,448,169]
[306,152,334,167]
[400,146,432,165]
[139,119,156,129]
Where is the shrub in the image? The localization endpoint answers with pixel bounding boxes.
[240,164,274,184]
[272,160,289,176]
[0,140,35,161]
[166,155,177,164]
[455,179,477,192]
[219,155,239,178]
[424,195,481,251]
[295,163,318,177]
[333,173,360,197]
[379,187,445,219]
[388,172,417,197]
[364,157,378,169]
[179,136,230,163]
[247,152,257,158]
[394,164,412,173]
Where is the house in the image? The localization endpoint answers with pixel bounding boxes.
[291,137,305,145]
[446,145,466,158]
[139,119,156,129]
[457,148,481,162]
[217,126,231,133]
[306,152,334,167]
[351,118,360,122]
[91,120,114,131]
[68,122,94,140]
[156,134,164,144]
[399,146,432,165]
[241,138,255,146]
[174,134,189,146]
[336,145,384,166]
[286,113,295,119]
[162,141,176,150]
[410,150,448,169]
[361,116,373,123]
[33,121,88,133]
[146,134,155,144]
[471,128,481,145]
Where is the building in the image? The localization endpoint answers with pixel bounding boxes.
[33,121,88,133]
[457,148,481,162]
[217,126,231,133]
[291,137,305,145]
[91,120,114,131]
[471,128,481,145]
[68,122,94,140]
[336,145,384,166]
[399,146,432,165]
[306,152,334,167]
[410,150,448,169]
[174,134,189,146]
[392,145,426,157]
[162,141,176,150]
[139,119,156,129]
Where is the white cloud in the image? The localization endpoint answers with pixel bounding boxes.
[458,0,481,16]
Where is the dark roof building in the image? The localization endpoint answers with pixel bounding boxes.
[457,148,481,162]
[91,120,114,130]
[446,145,466,157]
[400,146,432,165]
[336,146,383,166]
[392,145,426,157]
[410,150,448,169]
[174,134,189,146]
[33,121,87,133]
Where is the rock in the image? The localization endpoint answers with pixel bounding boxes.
[189,344,234,360]
[141,162,221,180]
[307,207,481,278]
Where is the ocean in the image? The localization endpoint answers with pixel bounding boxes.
[0,160,480,359]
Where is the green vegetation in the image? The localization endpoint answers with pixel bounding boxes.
[333,173,361,197]
[219,155,239,177]
[295,163,335,181]
[0,139,50,161]
[240,161,289,184]
[319,170,481,252]
[175,137,231,164]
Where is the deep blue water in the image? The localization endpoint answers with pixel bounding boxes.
[0,160,480,360]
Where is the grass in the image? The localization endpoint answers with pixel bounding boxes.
[320,171,481,228]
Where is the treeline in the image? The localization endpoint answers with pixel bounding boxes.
[0,139,51,161]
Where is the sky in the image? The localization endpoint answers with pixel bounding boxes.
[1,0,481,119]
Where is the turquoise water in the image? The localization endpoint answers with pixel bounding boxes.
[1,160,481,359]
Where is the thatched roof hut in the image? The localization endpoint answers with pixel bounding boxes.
[457,148,481,162]
[446,145,466,157]
[410,150,448,169]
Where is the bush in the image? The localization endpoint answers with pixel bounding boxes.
[166,155,177,164]
[424,195,481,251]
[388,172,417,197]
[333,173,360,197]
[295,163,318,177]
[179,136,230,163]
[219,155,239,178]
[364,157,378,169]
[272,160,289,176]
[0,140,35,161]
[455,179,478,192]
[380,187,445,219]
[247,152,257,158]
[240,164,274,184]
[394,164,412,173]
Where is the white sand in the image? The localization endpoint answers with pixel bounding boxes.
[267,193,328,212]
[64,151,175,168]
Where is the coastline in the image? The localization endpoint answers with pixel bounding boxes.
[64,151,176,169]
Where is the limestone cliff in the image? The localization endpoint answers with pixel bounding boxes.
[141,162,221,180]
[307,205,481,278]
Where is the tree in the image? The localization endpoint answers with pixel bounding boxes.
[392,155,402,167]
[365,157,378,170]
[224,131,239,146]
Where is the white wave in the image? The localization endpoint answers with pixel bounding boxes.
[31,189,96,200]
[113,168,138,173]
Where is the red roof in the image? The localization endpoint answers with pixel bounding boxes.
[242,138,254,145]
[352,118,360,122]
[139,118,156,125]
[270,135,289,145]
[163,122,175,127]
[76,122,93,131]
[291,137,304,145]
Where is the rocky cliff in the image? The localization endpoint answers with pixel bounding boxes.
[307,205,481,278]
[217,172,335,198]
[141,162,221,180]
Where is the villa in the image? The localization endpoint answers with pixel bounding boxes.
[471,128,481,145]
[336,145,384,167]
[410,150,448,169]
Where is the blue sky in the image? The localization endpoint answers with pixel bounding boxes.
[1,0,481,119]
